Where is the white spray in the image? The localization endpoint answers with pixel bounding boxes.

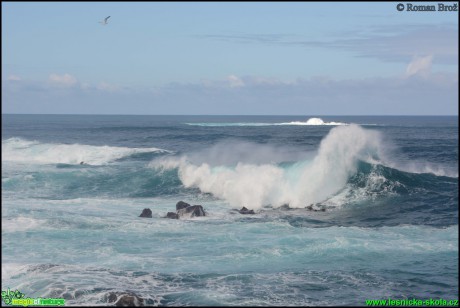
[2,137,169,165]
[151,124,384,209]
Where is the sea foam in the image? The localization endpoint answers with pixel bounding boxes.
[186,117,347,127]
[276,117,347,126]
[151,124,384,209]
[2,138,170,165]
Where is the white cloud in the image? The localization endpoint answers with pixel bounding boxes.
[3,73,457,115]
[47,74,120,92]
[405,55,433,78]
[227,75,245,88]
[49,73,78,86]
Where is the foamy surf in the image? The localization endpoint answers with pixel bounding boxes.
[1,138,171,165]
[186,117,348,127]
[2,114,458,306]
[151,123,457,210]
[276,117,347,126]
[151,124,385,209]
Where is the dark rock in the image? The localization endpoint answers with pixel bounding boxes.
[107,293,118,303]
[279,204,291,210]
[306,204,326,212]
[105,292,144,306]
[176,201,191,211]
[239,207,255,214]
[164,202,207,219]
[116,295,143,307]
[166,212,179,219]
[177,205,206,218]
[139,208,152,218]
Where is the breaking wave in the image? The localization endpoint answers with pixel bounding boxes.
[150,124,456,210]
[186,117,347,127]
[2,138,171,165]
[277,118,347,126]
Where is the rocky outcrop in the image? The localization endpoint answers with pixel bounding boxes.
[239,207,255,214]
[176,201,191,211]
[177,205,206,218]
[306,204,326,212]
[165,201,206,219]
[105,291,144,306]
[166,212,179,219]
[139,208,152,218]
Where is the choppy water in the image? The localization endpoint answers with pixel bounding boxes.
[1,115,458,306]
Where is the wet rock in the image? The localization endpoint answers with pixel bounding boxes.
[279,204,291,210]
[306,204,326,212]
[105,292,144,306]
[139,208,152,218]
[177,205,206,218]
[115,295,143,307]
[164,202,206,219]
[176,201,191,211]
[166,212,179,219]
[239,207,255,214]
[107,293,117,303]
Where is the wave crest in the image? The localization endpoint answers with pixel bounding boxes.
[151,125,383,209]
[186,117,348,127]
[2,137,170,165]
[278,117,347,126]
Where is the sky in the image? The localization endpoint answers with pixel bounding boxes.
[2,1,458,115]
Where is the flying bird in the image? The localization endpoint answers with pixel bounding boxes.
[99,16,111,25]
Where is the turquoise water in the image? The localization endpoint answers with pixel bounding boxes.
[2,115,458,305]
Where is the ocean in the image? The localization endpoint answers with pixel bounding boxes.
[1,114,458,306]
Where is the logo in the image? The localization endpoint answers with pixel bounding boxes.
[1,288,65,307]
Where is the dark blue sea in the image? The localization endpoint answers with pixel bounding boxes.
[1,115,458,306]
